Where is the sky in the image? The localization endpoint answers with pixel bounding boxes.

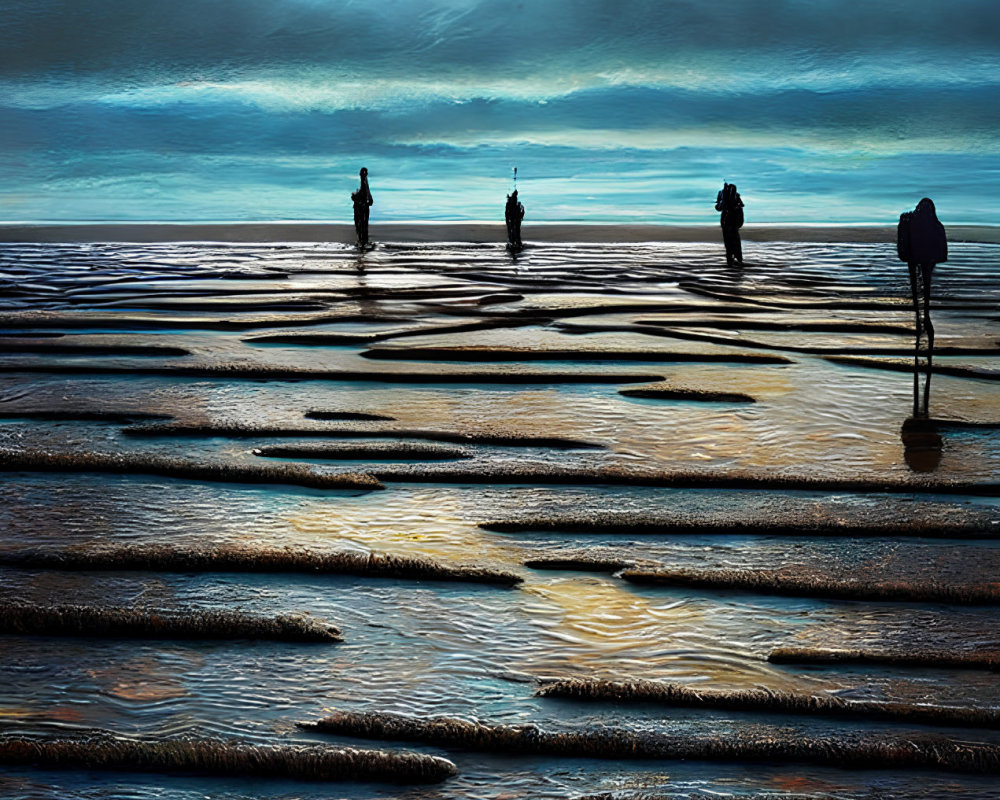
[1,0,999,224]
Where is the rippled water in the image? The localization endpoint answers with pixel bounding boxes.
[0,239,999,798]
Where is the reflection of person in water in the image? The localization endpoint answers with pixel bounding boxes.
[901,416,943,473]
[715,182,744,266]
[897,197,947,416]
[505,190,525,249]
[351,167,373,247]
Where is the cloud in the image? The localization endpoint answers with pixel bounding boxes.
[4,81,997,160]
[2,0,997,222]
[3,0,999,83]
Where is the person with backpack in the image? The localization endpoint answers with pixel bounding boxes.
[898,197,947,349]
[715,182,744,265]
[505,189,525,250]
[897,197,947,417]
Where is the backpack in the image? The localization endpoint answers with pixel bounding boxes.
[896,212,912,262]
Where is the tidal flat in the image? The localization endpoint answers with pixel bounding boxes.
[0,236,999,799]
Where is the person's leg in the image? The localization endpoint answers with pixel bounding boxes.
[733,229,743,265]
[922,263,934,349]
[908,262,923,342]
[922,356,932,416]
[908,262,922,414]
[722,226,734,265]
[922,263,934,415]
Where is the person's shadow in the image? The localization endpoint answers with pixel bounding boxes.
[901,415,942,472]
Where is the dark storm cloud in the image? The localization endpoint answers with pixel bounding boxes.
[2,0,998,82]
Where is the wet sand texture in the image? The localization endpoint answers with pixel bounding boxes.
[619,567,1000,605]
[0,341,190,356]
[0,448,383,490]
[0,735,456,783]
[0,362,667,384]
[618,387,756,402]
[304,410,396,421]
[370,465,1000,496]
[0,410,173,423]
[302,710,1000,772]
[536,678,1000,728]
[524,550,644,572]
[361,346,790,365]
[253,443,473,461]
[482,516,999,539]
[768,647,1000,672]
[0,603,342,642]
[0,545,522,586]
[125,425,603,449]
[2,237,999,798]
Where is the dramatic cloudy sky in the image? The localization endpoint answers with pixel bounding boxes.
[2,0,998,222]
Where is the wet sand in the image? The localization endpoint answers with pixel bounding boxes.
[1,237,999,799]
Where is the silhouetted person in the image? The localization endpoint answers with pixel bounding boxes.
[505,190,525,249]
[897,197,946,415]
[899,197,947,349]
[715,182,744,265]
[352,167,373,247]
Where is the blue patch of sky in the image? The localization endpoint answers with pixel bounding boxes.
[1,0,998,224]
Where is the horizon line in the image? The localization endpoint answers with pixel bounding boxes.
[2,220,996,228]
